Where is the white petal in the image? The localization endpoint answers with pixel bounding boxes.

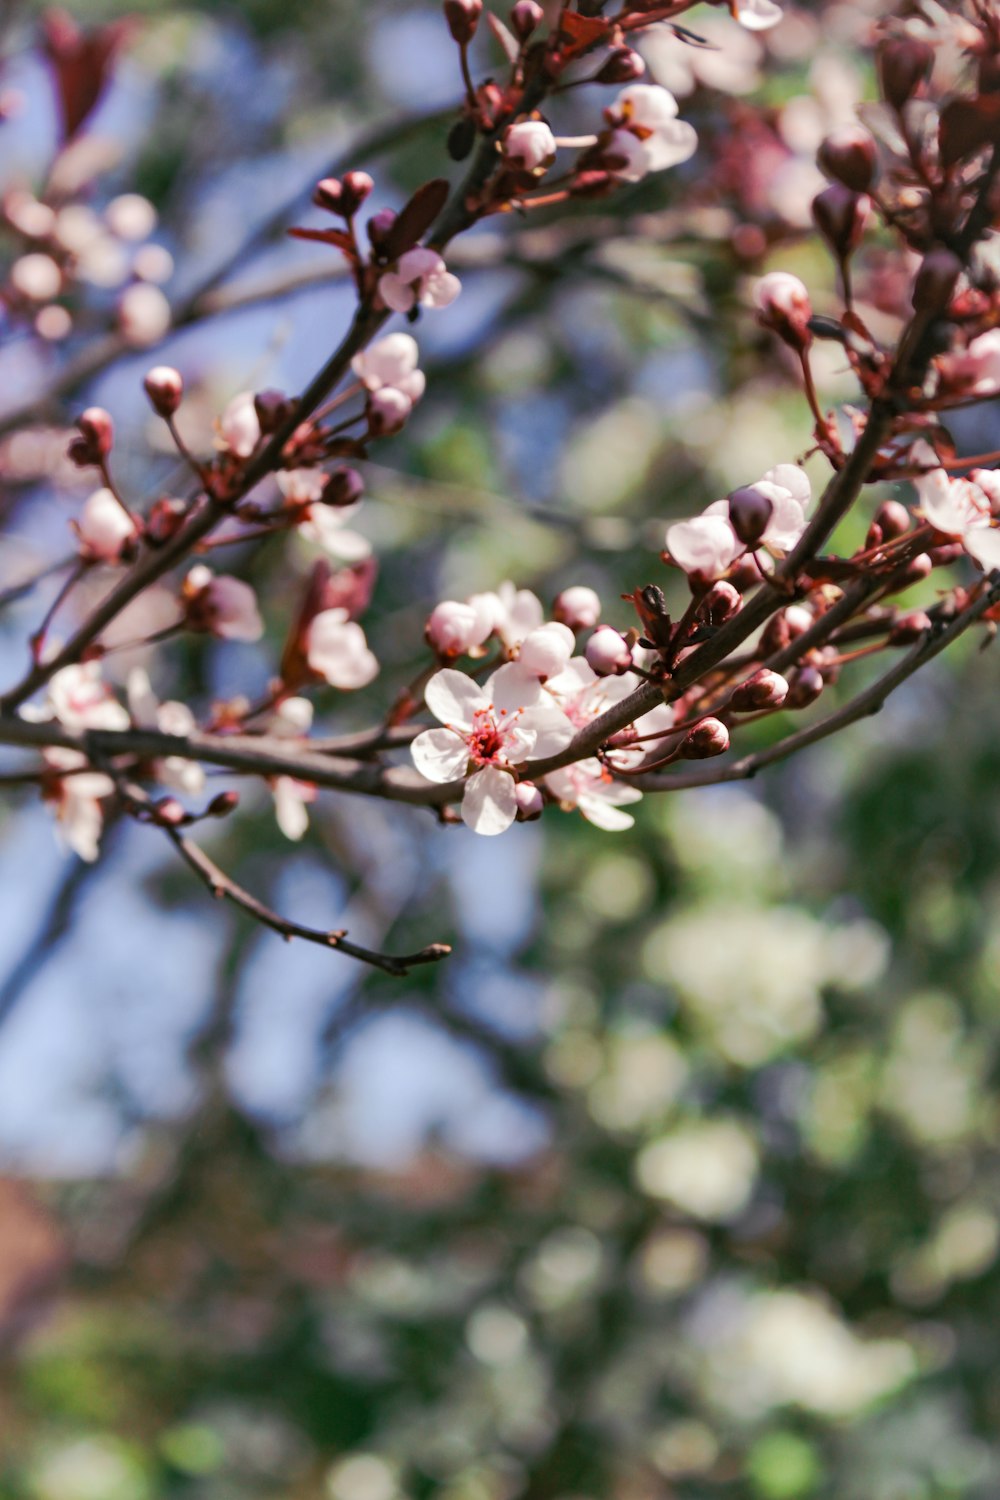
[734,0,783,30]
[486,661,544,712]
[916,469,967,535]
[666,514,742,576]
[577,794,638,831]
[424,668,489,730]
[411,727,470,783]
[274,777,310,841]
[643,118,699,172]
[461,766,517,835]
[964,526,1000,572]
[519,705,576,758]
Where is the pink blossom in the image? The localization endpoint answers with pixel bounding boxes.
[604,84,697,182]
[368,386,414,435]
[754,272,813,348]
[545,758,643,831]
[216,391,261,458]
[45,662,130,731]
[183,565,264,642]
[268,697,317,840]
[503,120,556,171]
[74,487,138,563]
[667,466,810,578]
[10,252,61,301]
[42,749,115,862]
[127,668,205,794]
[306,608,379,689]
[352,333,426,404]
[277,469,371,561]
[410,663,574,835]
[378,248,462,315]
[553,586,601,631]
[426,600,491,657]
[585,625,634,676]
[914,465,1000,571]
[938,329,1000,399]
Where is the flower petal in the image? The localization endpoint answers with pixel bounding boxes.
[461,766,517,835]
[425,668,489,729]
[487,661,544,712]
[411,727,470,783]
[577,794,638,831]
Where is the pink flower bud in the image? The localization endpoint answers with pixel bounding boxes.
[183,565,264,642]
[118,283,171,346]
[73,406,114,465]
[553,586,601,631]
[889,610,932,645]
[208,790,241,818]
[10,252,61,302]
[585,625,633,676]
[502,120,556,172]
[341,171,374,216]
[325,467,365,507]
[75,487,138,563]
[518,621,574,679]
[426,600,485,657]
[514,781,545,821]
[701,580,742,626]
[444,0,482,44]
[143,365,183,418]
[754,272,813,352]
[817,125,878,194]
[731,668,789,711]
[728,485,774,546]
[367,208,398,254]
[680,717,730,758]
[786,664,824,708]
[596,48,646,84]
[510,1,542,40]
[873,498,910,541]
[313,177,343,212]
[367,387,413,436]
[146,496,187,545]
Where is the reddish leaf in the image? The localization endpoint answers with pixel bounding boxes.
[383,178,451,260]
[40,8,131,143]
[557,10,612,56]
[938,95,1000,170]
[288,226,357,257]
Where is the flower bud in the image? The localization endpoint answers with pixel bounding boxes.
[879,37,934,111]
[912,248,962,315]
[812,184,870,259]
[324,466,364,507]
[817,125,878,194]
[553,585,601,630]
[701,580,742,626]
[253,389,296,436]
[890,552,933,591]
[786,664,824,708]
[368,387,412,436]
[731,668,789,712]
[426,600,483,657]
[444,0,482,44]
[728,485,774,546]
[510,0,542,40]
[595,48,646,84]
[143,365,183,418]
[367,208,398,255]
[585,625,633,676]
[155,797,187,827]
[313,177,344,213]
[680,717,729,759]
[340,170,374,216]
[754,272,813,352]
[145,496,187,545]
[208,790,241,818]
[75,406,114,462]
[519,622,574,678]
[889,610,931,645]
[874,498,910,541]
[514,780,545,821]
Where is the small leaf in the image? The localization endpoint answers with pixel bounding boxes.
[383,178,451,259]
[288,226,356,256]
[938,96,1000,170]
[557,11,612,55]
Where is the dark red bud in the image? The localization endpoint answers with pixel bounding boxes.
[340,171,374,217]
[812,184,870,258]
[510,0,543,40]
[313,177,344,213]
[145,496,187,545]
[874,498,910,540]
[701,580,742,626]
[728,485,774,547]
[76,406,114,461]
[817,127,878,194]
[366,207,398,254]
[143,365,183,418]
[324,466,364,507]
[889,552,933,591]
[254,389,296,434]
[155,797,187,826]
[912,248,962,314]
[889,610,931,644]
[207,790,241,818]
[444,0,483,44]
[595,47,645,84]
[680,717,730,759]
[786,664,825,708]
[731,668,789,712]
[879,37,934,111]
[926,541,965,567]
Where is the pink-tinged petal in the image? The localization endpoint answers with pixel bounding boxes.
[378,273,416,313]
[605,128,650,182]
[273,777,312,841]
[642,118,698,172]
[497,583,544,644]
[963,526,1000,572]
[519,705,576,758]
[915,469,968,535]
[666,514,742,577]
[352,333,421,391]
[755,481,806,551]
[461,766,517,835]
[613,84,680,128]
[423,269,462,308]
[306,612,379,689]
[486,661,545,712]
[577,794,639,831]
[760,463,811,506]
[396,247,442,281]
[299,509,372,561]
[544,656,598,701]
[411,727,470,783]
[425,668,489,730]
[501,722,538,763]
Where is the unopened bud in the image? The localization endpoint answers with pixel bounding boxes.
[427,600,482,657]
[75,406,114,462]
[786,664,824,708]
[368,387,412,436]
[812,184,870,259]
[926,541,965,567]
[680,717,729,759]
[731,668,789,711]
[754,271,813,352]
[255,389,296,434]
[367,208,398,254]
[553,585,601,630]
[155,797,187,826]
[207,790,240,818]
[510,0,543,40]
[817,125,878,194]
[889,610,931,644]
[585,625,633,676]
[890,552,933,590]
[145,496,187,545]
[340,171,374,216]
[701,580,742,626]
[728,485,774,546]
[595,47,645,84]
[873,498,910,540]
[514,781,545,821]
[444,0,482,44]
[313,177,344,213]
[912,248,962,314]
[143,365,183,418]
[324,466,364,507]
[879,37,934,111]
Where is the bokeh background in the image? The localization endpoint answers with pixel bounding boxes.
[1,1,1000,1496]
